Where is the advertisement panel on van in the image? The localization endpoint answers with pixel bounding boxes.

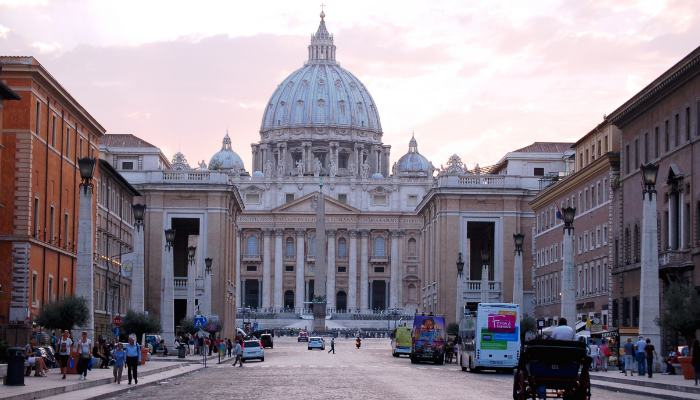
[479,307,519,351]
[412,316,446,359]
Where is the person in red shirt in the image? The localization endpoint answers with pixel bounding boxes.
[663,348,681,375]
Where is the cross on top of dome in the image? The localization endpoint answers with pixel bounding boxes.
[408,133,418,153]
[309,9,335,63]
[221,132,232,151]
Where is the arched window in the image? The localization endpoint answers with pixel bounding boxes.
[374,236,385,256]
[408,238,416,256]
[633,223,640,261]
[310,235,316,255]
[246,235,258,255]
[337,238,347,257]
[285,237,294,257]
[624,227,631,263]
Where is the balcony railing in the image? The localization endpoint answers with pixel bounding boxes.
[370,255,389,263]
[464,281,501,291]
[242,254,262,262]
[174,278,188,288]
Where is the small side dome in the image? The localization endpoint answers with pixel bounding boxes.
[393,135,433,177]
[209,133,246,172]
[372,172,384,179]
[252,171,265,178]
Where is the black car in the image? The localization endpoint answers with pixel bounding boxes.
[260,334,273,349]
[35,346,57,368]
[298,332,309,342]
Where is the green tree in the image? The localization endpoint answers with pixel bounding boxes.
[121,310,162,343]
[655,282,700,346]
[521,314,537,342]
[34,295,90,333]
[446,322,459,336]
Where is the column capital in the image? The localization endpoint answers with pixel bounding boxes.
[275,228,284,237]
[262,228,273,237]
[295,228,307,236]
[237,227,243,235]
[326,229,337,237]
[348,229,359,238]
[360,229,370,238]
[390,229,404,238]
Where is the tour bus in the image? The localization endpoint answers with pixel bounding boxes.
[391,326,413,357]
[458,303,520,373]
[410,315,446,364]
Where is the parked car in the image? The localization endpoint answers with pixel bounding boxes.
[298,332,309,342]
[308,337,325,350]
[241,340,264,362]
[145,334,162,354]
[35,346,57,368]
[260,334,274,349]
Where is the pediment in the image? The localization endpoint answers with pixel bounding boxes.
[272,192,359,214]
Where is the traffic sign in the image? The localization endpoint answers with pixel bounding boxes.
[253,322,258,330]
[193,317,207,328]
[113,327,121,336]
[208,323,217,332]
[113,316,122,327]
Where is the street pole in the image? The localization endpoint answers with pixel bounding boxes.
[560,207,577,332]
[640,163,660,371]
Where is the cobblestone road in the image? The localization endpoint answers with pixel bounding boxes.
[117,337,648,399]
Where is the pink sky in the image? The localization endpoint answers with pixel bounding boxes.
[1,0,699,170]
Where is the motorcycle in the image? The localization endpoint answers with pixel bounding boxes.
[356,339,361,349]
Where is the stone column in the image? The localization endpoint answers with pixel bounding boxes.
[360,230,370,312]
[326,229,336,310]
[161,240,175,345]
[305,279,310,309]
[295,229,306,313]
[204,264,212,319]
[262,229,272,308]
[235,228,242,310]
[348,230,358,312]
[390,230,400,309]
[130,224,145,313]
[640,190,661,370]
[274,228,284,308]
[513,245,524,314]
[561,227,576,331]
[76,188,95,340]
[186,254,195,319]
[480,261,489,304]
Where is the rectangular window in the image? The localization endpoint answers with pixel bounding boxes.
[686,107,691,141]
[337,266,347,273]
[604,135,608,152]
[286,241,294,257]
[35,101,41,135]
[632,296,640,327]
[654,126,659,158]
[246,265,257,272]
[49,205,55,244]
[408,194,418,207]
[644,132,649,164]
[245,193,261,204]
[591,229,595,250]
[534,168,544,176]
[591,145,595,160]
[63,212,69,248]
[603,224,608,245]
[338,241,347,257]
[338,194,347,204]
[597,140,601,156]
[33,197,40,238]
[285,265,294,272]
[31,271,38,306]
[602,178,607,200]
[675,113,680,146]
[121,161,134,170]
[374,266,385,273]
[373,194,387,205]
[63,278,68,297]
[665,120,670,152]
[634,138,639,168]
[65,127,70,158]
[285,193,295,204]
[79,138,83,158]
[625,145,630,174]
[48,275,54,301]
[338,154,348,169]
[51,115,56,147]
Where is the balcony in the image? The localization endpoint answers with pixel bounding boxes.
[242,253,262,263]
[174,278,188,288]
[459,280,503,302]
[405,255,419,262]
[370,254,389,263]
[283,254,296,262]
[306,254,315,262]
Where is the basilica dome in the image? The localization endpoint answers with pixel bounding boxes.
[209,133,245,172]
[393,136,433,177]
[259,13,382,134]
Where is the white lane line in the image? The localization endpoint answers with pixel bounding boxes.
[292,365,301,368]
[309,365,317,368]
[277,365,286,368]
[325,365,333,368]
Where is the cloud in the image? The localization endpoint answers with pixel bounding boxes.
[0,25,9,39]
[31,41,61,53]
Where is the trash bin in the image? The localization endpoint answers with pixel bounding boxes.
[178,345,186,359]
[5,347,26,386]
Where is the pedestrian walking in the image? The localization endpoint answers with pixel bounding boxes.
[124,336,142,385]
[636,336,647,376]
[599,339,611,372]
[644,338,658,378]
[328,338,335,354]
[691,339,700,386]
[57,330,73,379]
[232,342,242,367]
[227,339,233,357]
[111,343,126,384]
[589,340,599,372]
[76,331,92,380]
[624,337,635,376]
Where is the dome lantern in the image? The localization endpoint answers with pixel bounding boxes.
[393,135,434,177]
[209,131,246,173]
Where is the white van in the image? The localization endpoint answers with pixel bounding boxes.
[458,303,521,373]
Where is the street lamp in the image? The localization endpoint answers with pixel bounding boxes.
[562,207,576,231]
[132,203,146,232]
[513,233,525,255]
[456,252,465,277]
[205,257,213,274]
[188,246,197,265]
[640,163,659,196]
[480,249,490,304]
[480,250,490,265]
[77,157,97,194]
[164,229,176,251]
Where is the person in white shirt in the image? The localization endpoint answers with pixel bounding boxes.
[551,318,575,341]
[589,340,600,371]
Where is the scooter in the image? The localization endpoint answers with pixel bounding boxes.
[356,339,361,349]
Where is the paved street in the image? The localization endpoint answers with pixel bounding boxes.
[116,338,648,400]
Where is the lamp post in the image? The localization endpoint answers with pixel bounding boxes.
[204,257,213,320]
[456,252,465,321]
[480,250,490,304]
[162,228,176,344]
[639,163,660,371]
[560,207,577,332]
[130,203,147,312]
[513,233,525,315]
[76,157,97,340]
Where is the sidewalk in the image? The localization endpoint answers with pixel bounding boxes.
[0,352,233,400]
[590,369,700,400]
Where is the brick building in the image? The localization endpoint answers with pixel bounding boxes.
[0,57,103,345]
[531,122,620,330]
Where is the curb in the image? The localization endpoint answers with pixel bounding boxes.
[83,365,205,400]
[591,374,700,395]
[591,382,700,400]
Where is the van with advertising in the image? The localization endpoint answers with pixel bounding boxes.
[410,315,446,364]
[391,326,413,357]
[458,303,520,373]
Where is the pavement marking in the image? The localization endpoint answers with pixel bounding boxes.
[309,365,317,368]
[277,365,286,368]
[325,365,334,368]
[292,365,301,368]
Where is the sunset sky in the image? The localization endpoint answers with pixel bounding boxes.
[2,0,699,171]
